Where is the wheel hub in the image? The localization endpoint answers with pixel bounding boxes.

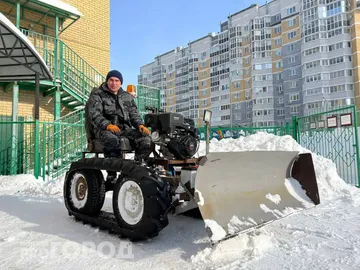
[75,177,87,201]
[125,186,141,214]
[118,180,144,225]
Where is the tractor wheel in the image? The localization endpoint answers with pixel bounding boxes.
[64,169,106,216]
[112,175,171,241]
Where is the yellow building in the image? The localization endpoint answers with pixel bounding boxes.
[0,0,110,178]
[0,0,110,121]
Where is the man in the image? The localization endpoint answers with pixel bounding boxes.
[85,70,151,164]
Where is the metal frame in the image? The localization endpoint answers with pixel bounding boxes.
[0,13,52,179]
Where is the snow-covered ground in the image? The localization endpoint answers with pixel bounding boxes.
[1,132,360,269]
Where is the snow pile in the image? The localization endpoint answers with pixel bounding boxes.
[191,227,273,267]
[0,174,65,198]
[197,132,360,203]
[38,0,82,16]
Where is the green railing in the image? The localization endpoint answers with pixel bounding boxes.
[56,108,85,124]
[0,119,35,176]
[0,119,86,180]
[136,84,161,120]
[21,29,57,76]
[39,121,87,180]
[296,105,360,187]
[60,42,104,102]
[21,29,105,104]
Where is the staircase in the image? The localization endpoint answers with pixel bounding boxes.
[19,29,104,179]
[21,29,104,109]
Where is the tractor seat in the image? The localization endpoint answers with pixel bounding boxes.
[87,136,133,153]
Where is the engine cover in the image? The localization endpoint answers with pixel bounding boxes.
[167,135,198,159]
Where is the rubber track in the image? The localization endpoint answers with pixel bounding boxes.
[65,157,172,241]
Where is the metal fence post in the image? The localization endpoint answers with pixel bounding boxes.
[34,119,40,179]
[353,106,360,187]
[285,122,290,136]
[291,116,298,142]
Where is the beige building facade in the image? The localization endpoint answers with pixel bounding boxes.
[0,0,110,121]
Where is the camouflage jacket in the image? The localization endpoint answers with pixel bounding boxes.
[85,83,144,139]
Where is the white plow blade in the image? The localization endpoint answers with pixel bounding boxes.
[195,151,317,243]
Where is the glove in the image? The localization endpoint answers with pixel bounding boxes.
[106,124,120,133]
[139,125,150,135]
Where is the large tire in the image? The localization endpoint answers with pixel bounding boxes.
[112,175,171,241]
[64,169,106,216]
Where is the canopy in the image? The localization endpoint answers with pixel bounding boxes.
[0,12,53,82]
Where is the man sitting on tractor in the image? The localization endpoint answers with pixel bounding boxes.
[84,70,151,180]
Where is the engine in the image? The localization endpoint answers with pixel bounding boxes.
[144,112,199,159]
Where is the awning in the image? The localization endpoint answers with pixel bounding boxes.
[34,0,82,18]
[0,12,53,82]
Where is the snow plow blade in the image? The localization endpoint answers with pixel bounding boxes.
[195,151,320,243]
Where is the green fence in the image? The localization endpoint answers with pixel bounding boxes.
[295,105,360,187]
[0,119,86,181]
[39,121,86,180]
[0,118,35,176]
[135,84,161,120]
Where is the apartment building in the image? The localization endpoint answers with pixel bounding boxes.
[139,0,360,127]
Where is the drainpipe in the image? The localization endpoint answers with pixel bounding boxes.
[10,83,19,174]
[16,1,20,28]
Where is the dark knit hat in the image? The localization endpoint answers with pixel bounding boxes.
[106,70,123,84]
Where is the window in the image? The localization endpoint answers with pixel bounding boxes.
[287,18,296,27]
[289,93,300,103]
[290,105,300,114]
[275,38,282,45]
[221,115,230,120]
[277,109,285,116]
[290,68,297,76]
[276,85,283,94]
[287,6,296,16]
[288,31,297,39]
[288,44,296,52]
[290,81,297,88]
[274,25,282,33]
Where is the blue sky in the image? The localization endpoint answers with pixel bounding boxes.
[109,0,266,86]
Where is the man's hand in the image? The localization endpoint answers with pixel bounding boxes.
[106,124,120,133]
[139,125,150,135]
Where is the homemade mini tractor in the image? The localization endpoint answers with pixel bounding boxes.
[63,108,320,243]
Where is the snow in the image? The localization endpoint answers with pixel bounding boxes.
[284,178,314,208]
[265,193,281,204]
[0,12,50,76]
[204,219,227,242]
[38,0,82,16]
[1,132,360,269]
[195,189,204,206]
